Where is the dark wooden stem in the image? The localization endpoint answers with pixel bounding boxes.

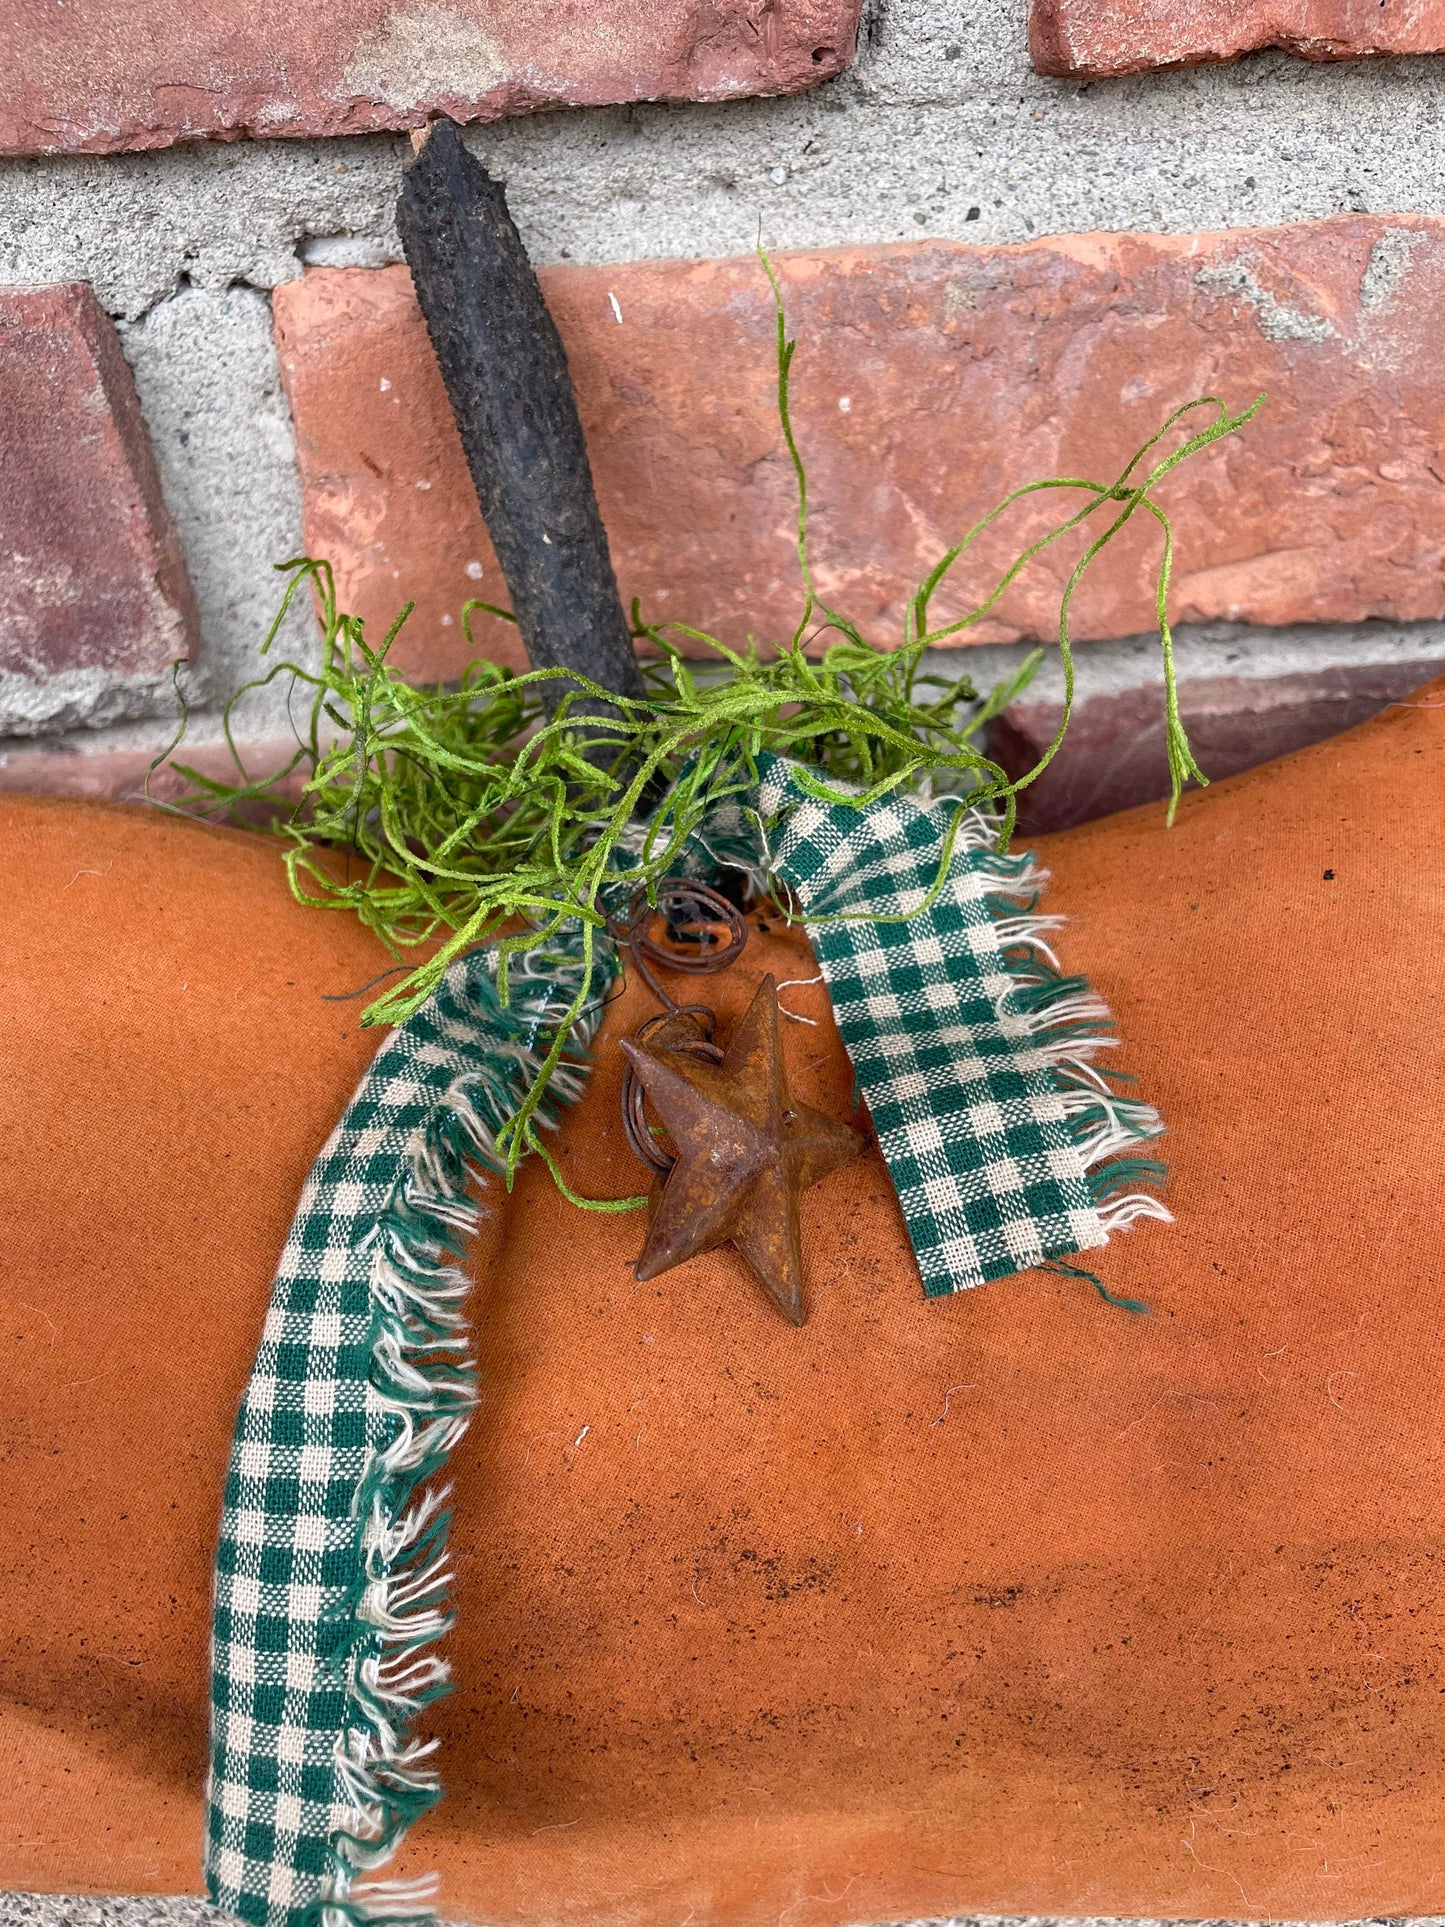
[396,120,644,711]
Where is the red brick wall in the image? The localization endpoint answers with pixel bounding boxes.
[1031,0,1445,74]
[0,284,196,686]
[274,221,1445,682]
[0,0,863,155]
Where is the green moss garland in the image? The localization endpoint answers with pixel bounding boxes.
[160,255,1259,1193]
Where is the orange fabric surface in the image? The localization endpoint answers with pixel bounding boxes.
[3,683,1444,1921]
[0,797,392,1893]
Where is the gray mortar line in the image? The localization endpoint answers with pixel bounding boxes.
[2,1905,1440,1927]
[3,1902,1443,1927]
[7,619,1445,767]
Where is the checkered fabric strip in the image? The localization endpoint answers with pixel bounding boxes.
[205,768,1157,1927]
[756,756,1107,1294]
[204,946,591,1927]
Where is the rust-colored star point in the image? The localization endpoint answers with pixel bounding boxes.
[619,973,863,1326]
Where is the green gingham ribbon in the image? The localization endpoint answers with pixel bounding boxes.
[205,764,1164,1927]
[756,755,1108,1291]
[204,946,611,1927]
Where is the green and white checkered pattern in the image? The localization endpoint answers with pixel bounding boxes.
[205,947,599,1927]
[206,991,455,1927]
[206,764,1148,1927]
[758,757,1105,1293]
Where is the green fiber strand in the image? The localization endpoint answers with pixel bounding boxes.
[162,256,1259,1198]
[1039,1258,1150,1316]
[526,1128,649,1213]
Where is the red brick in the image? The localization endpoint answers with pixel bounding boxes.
[1030,0,1445,75]
[0,739,305,816]
[274,220,1445,683]
[0,284,197,686]
[0,0,861,158]
[0,745,162,801]
[990,660,1445,832]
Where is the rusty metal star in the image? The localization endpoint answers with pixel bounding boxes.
[619,974,863,1326]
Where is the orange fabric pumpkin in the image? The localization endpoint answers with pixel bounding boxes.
[2,677,1443,1922]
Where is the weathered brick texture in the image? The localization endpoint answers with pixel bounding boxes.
[0,740,306,816]
[0,283,197,689]
[992,659,1445,831]
[0,0,862,157]
[275,219,1445,684]
[1030,0,1445,76]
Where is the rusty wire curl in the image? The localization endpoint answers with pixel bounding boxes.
[609,878,749,1173]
